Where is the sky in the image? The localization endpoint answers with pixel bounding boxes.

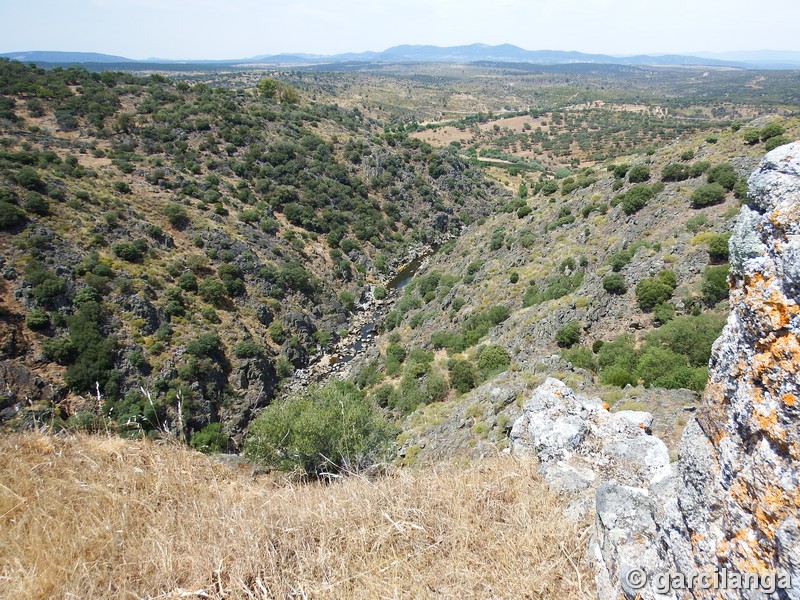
[1,0,800,60]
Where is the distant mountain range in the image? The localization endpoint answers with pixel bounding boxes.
[3,45,800,69]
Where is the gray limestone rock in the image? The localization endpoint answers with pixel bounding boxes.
[592,142,800,598]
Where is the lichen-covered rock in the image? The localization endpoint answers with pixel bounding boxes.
[510,377,671,501]
[595,142,800,599]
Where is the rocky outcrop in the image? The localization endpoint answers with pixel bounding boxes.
[511,142,800,599]
[595,142,800,599]
[510,378,671,520]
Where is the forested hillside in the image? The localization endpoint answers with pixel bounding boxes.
[0,60,502,448]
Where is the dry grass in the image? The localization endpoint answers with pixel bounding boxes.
[0,432,593,599]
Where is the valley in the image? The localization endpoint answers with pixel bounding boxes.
[1,52,800,598]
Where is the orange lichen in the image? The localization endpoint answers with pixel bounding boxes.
[782,393,796,407]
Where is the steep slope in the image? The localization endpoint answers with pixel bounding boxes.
[0,60,503,446]
[593,140,800,599]
[351,121,799,462]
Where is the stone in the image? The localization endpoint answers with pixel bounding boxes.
[592,142,800,599]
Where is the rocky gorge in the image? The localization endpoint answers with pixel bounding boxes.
[511,142,800,599]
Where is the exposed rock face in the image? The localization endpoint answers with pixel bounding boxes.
[510,378,671,520]
[595,142,800,599]
[511,143,800,599]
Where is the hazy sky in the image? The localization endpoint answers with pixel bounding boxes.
[1,0,799,60]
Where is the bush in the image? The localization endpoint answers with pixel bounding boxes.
[190,422,229,453]
[742,127,761,145]
[23,192,49,215]
[268,321,286,344]
[26,309,50,330]
[112,239,148,262]
[448,359,477,394]
[690,184,726,208]
[636,273,676,311]
[765,136,790,152]
[627,165,651,183]
[760,121,785,141]
[244,380,395,476]
[164,202,190,228]
[186,333,221,358]
[646,313,725,368]
[653,302,676,325]
[701,265,730,304]
[16,167,45,191]
[707,233,731,263]
[689,161,711,177]
[706,164,737,191]
[0,201,26,229]
[621,184,654,215]
[198,277,227,306]
[373,285,387,300]
[602,273,627,295]
[555,321,581,348]
[661,163,690,182]
[234,340,263,359]
[561,346,596,371]
[476,344,510,378]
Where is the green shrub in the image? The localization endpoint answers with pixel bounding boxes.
[234,340,263,359]
[16,166,45,191]
[524,272,583,307]
[176,271,198,291]
[661,163,690,182]
[653,302,676,325]
[555,321,581,348]
[198,277,227,306]
[636,274,675,311]
[448,359,477,394]
[765,136,790,152]
[268,321,286,344]
[760,121,785,141]
[112,239,148,262]
[701,265,730,304]
[706,163,737,191]
[627,165,651,183]
[707,233,731,263]
[186,333,221,358]
[63,301,117,395]
[742,127,761,145]
[164,202,190,228]
[244,380,395,476]
[26,309,50,330]
[621,184,655,215]
[190,422,229,453]
[690,184,726,208]
[0,201,26,229]
[477,344,510,378]
[373,285,387,300]
[26,261,66,306]
[561,346,596,371]
[686,213,707,233]
[602,273,627,295]
[23,192,49,215]
[645,313,725,368]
